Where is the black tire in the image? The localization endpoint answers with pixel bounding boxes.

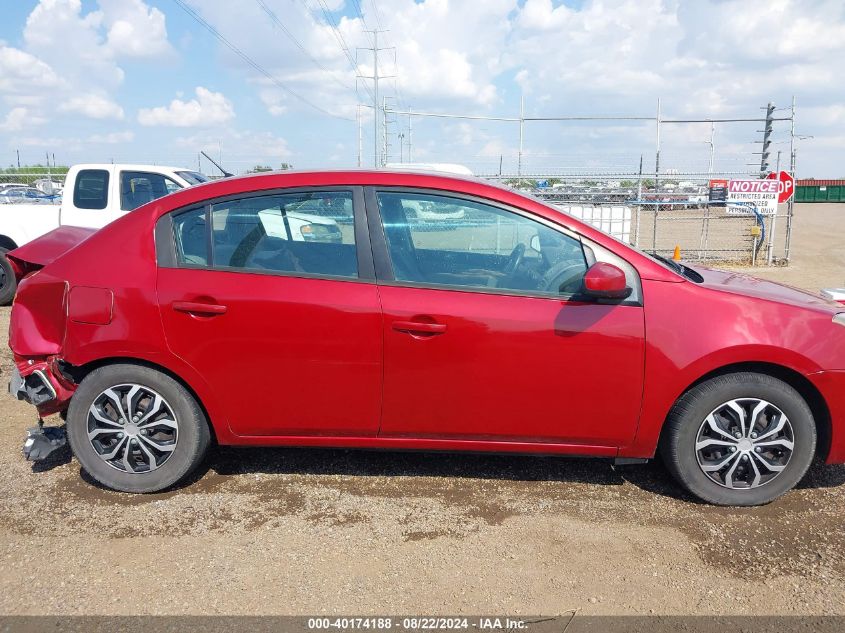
[659,372,816,506]
[66,363,211,493]
[0,250,17,306]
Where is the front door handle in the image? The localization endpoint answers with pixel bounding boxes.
[172,300,228,316]
[392,320,447,336]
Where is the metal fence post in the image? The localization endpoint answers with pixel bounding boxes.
[784,96,796,262]
[652,98,661,252]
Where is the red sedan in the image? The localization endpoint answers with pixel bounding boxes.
[7,170,845,505]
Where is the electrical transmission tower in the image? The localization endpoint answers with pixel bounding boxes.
[357,29,394,167]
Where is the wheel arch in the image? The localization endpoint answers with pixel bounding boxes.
[0,235,18,251]
[659,361,831,461]
[65,356,220,445]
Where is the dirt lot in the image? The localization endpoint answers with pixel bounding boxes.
[0,203,843,616]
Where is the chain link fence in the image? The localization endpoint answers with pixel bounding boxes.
[484,173,792,266]
[2,165,793,265]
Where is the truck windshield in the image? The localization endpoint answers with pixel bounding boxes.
[175,171,210,185]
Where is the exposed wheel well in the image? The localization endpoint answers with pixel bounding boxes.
[0,235,18,252]
[62,357,218,445]
[662,362,831,460]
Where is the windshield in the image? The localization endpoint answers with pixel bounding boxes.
[176,171,210,185]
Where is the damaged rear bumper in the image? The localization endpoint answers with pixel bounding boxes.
[9,359,76,416]
[9,365,57,406]
[10,362,74,461]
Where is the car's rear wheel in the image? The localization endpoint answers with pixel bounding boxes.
[66,364,210,493]
[0,249,17,306]
[660,372,816,506]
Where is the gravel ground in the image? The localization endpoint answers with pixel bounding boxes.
[1,203,844,616]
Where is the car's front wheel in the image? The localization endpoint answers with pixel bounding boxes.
[66,363,211,493]
[660,372,816,506]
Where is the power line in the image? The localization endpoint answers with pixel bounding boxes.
[255,0,356,93]
[311,0,375,102]
[171,0,352,120]
[369,0,384,31]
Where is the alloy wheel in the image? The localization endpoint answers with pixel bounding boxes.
[87,384,179,473]
[695,398,794,489]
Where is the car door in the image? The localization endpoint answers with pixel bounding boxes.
[156,187,383,437]
[368,188,645,448]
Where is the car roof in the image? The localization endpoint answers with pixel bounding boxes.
[74,164,195,174]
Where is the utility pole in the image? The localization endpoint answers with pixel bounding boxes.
[356,104,363,167]
[16,149,20,169]
[382,96,388,165]
[373,29,379,167]
[760,102,775,176]
[785,96,796,262]
[407,107,413,162]
[517,93,524,178]
[398,132,405,163]
[653,98,661,253]
[707,122,716,178]
[358,29,393,168]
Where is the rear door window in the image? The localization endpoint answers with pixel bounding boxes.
[120,171,182,211]
[170,191,358,279]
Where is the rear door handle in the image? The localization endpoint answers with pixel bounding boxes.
[392,320,447,335]
[172,300,228,316]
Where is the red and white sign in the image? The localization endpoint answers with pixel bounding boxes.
[726,179,779,216]
[766,170,795,203]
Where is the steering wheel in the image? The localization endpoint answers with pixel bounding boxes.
[503,243,526,277]
[542,263,589,295]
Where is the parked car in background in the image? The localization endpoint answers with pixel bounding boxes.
[0,182,29,193]
[0,163,207,304]
[7,170,845,505]
[0,186,59,204]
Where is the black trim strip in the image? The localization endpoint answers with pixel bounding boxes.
[363,186,394,281]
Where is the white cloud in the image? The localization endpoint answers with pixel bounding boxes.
[59,94,124,120]
[0,107,47,132]
[0,46,63,92]
[0,0,175,135]
[99,0,173,58]
[88,130,135,143]
[138,87,235,127]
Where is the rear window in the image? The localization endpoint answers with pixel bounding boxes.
[73,169,109,210]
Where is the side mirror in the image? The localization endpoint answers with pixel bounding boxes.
[582,262,632,300]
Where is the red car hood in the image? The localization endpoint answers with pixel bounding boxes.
[688,264,842,315]
[6,226,96,273]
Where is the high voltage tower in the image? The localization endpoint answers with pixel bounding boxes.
[357,29,394,166]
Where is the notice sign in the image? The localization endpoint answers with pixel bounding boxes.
[726,179,779,216]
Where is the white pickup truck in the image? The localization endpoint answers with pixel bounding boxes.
[0,163,208,304]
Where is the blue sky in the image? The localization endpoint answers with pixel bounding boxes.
[1,0,843,177]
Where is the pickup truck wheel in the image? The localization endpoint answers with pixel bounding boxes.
[66,363,211,493]
[0,249,17,305]
[659,372,816,506]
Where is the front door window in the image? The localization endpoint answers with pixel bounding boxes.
[376,191,589,296]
